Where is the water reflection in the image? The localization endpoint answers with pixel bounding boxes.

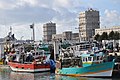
[0,67,119,80]
[0,67,11,80]
[56,75,113,80]
[10,72,34,80]
[10,72,53,80]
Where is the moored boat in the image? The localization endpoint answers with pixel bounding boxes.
[8,61,50,72]
[8,48,51,73]
[56,49,115,77]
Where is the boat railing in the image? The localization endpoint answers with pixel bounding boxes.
[24,62,33,64]
[92,60,103,64]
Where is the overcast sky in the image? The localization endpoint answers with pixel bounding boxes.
[0,0,120,40]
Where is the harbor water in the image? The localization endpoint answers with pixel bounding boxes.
[0,66,119,80]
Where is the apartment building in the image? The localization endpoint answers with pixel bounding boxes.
[79,8,100,41]
[43,22,56,42]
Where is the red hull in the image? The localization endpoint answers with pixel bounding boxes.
[8,62,50,72]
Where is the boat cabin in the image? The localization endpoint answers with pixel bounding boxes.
[81,51,104,67]
[30,50,45,58]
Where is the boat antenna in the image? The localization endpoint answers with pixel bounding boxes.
[10,26,12,34]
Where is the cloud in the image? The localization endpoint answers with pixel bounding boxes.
[0,0,17,9]
[112,0,120,4]
[101,9,120,27]
[0,0,87,40]
[0,0,83,24]
[0,0,120,40]
[52,7,78,33]
[0,6,58,25]
[0,25,10,38]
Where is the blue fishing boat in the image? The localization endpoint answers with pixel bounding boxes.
[56,51,115,77]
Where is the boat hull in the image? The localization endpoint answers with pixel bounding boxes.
[56,61,114,77]
[8,62,50,73]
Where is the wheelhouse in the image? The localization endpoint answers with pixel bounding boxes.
[81,51,104,67]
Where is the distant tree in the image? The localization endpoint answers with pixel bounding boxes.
[108,31,114,40]
[101,32,108,40]
[98,36,103,41]
[94,34,100,41]
[119,33,120,39]
[114,31,119,40]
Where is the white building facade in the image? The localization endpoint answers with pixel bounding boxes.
[79,8,100,41]
[95,26,120,35]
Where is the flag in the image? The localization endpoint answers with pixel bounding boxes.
[30,23,34,29]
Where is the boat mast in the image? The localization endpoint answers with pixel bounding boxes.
[53,39,59,61]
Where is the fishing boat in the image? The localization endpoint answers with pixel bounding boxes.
[8,61,50,73]
[8,49,51,73]
[56,49,115,77]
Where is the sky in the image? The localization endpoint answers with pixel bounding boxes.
[0,0,120,41]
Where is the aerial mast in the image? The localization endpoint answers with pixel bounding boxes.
[30,23,35,42]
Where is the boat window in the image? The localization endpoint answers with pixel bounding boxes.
[93,56,96,61]
[74,47,76,50]
[33,53,35,56]
[97,56,99,60]
[88,57,92,61]
[86,58,87,62]
[39,52,43,55]
[16,51,19,54]
[22,67,24,69]
[36,52,38,55]
[83,57,88,62]
[77,46,78,50]
[99,57,102,60]
[83,57,86,61]
[86,45,90,49]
